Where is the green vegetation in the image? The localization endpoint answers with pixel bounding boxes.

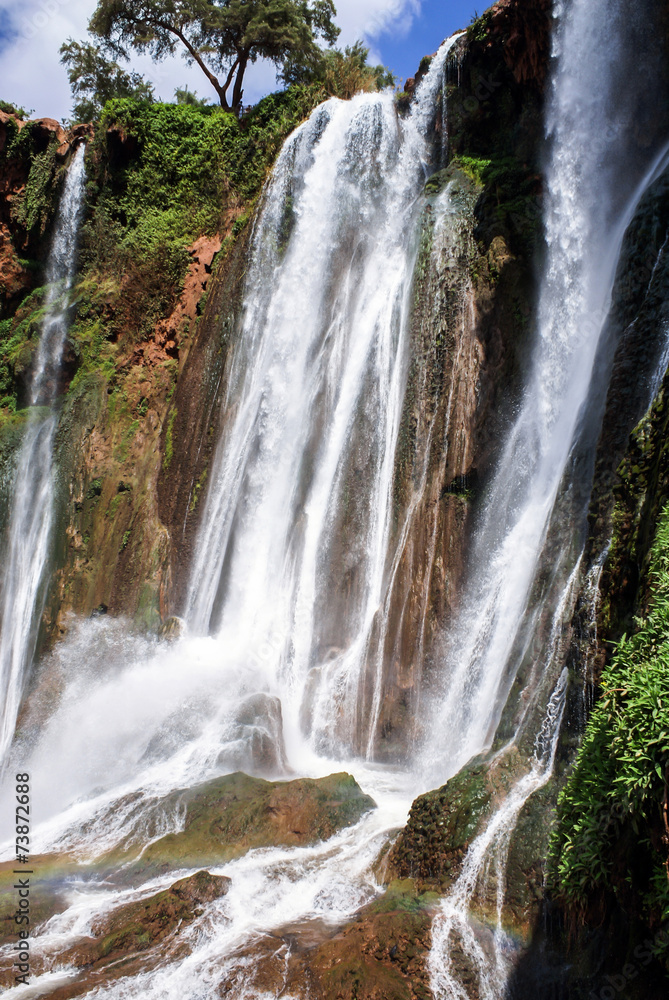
[0,77,347,441]
[452,155,492,186]
[1,123,64,242]
[82,86,328,281]
[163,408,177,471]
[89,0,340,113]
[551,503,669,948]
[189,468,207,512]
[0,101,31,119]
[174,87,209,107]
[467,9,494,45]
[286,40,395,97]
[0,286,50,408]
[60,39,155,124]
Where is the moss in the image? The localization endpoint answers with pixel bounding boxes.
[137,771,376,871]
[135,580,161,632]
[162,408,177,471]
[467,9,495,44]
[114,418,139,463]
[0,285,50,412]
[452,154,492,186]
[86,477,102,501]
[370,880,440,915]
[5,123,63,240]
[189,467,208,513]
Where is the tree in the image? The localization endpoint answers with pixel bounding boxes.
[283,41,395,99]
[174,86,209,106]
[60,39,155,123]
[88,0,340,114]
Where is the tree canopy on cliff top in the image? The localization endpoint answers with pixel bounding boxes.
[89,0,340,113]
[60,40,155,123]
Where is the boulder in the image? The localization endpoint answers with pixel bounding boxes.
[140,771,376,870]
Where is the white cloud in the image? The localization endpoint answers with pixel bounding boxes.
[0,0,422,121]
[335,0,420,44]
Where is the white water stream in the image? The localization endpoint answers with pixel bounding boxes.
[420,0,669,787]
[0,145,86,763]
[0,41,466,999]
[425,0,669,994]
[1,1,668,996]
[428,669,568,1000]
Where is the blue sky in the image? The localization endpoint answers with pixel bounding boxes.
[376,0,479,84]
[0,1,482,121]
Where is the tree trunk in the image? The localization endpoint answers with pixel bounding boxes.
[231,51,250,113]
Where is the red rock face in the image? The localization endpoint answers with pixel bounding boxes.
[0,112,93,316]
[489,0,552,89]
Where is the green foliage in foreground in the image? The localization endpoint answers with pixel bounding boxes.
[551,505,669,945]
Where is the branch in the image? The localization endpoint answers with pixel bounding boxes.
[222,55,240,96]
[153,17,229,106]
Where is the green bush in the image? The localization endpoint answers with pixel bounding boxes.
[551,503,669,943]
[3,123,63,240]
[80,88,325,296]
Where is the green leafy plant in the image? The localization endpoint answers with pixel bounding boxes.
[60,39,154,123]
[551,503,669,949]
[89,0,340,113]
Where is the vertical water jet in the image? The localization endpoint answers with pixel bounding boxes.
[0,144,87,763]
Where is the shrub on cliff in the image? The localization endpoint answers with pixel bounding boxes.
[283,40,396,98]
[551,505,669,949]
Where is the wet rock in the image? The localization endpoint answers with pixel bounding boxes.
[0,858,71,949]
[63,870,230,971]
[218,692,289,776]
[387,747,525,888]
[139,771,376,870]
[488,0,552,89]
[216,878,438,1000]
[159,615,185,640]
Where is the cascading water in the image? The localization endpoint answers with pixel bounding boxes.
[0,40,472,999]
[424,0,669,995]
[429,669,568,1000]
[1,3,667,996]
[420,0,669,787]
[186,33,463,760]
[0,144,86,763]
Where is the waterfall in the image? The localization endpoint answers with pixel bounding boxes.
[185,34,463,759]
[428,669,569,1000]
[0,40,476,1000]
[0,39,464,843]
[2,4,668,995]
[0,144,86,763]
[420,0,669,786]
[423,0,669,995]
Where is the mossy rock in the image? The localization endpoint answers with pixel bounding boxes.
[302,878,438,1000]
[139,771,376,870]
[0,855,79,947]
[387,747,527,887]
[63,870,230,970]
